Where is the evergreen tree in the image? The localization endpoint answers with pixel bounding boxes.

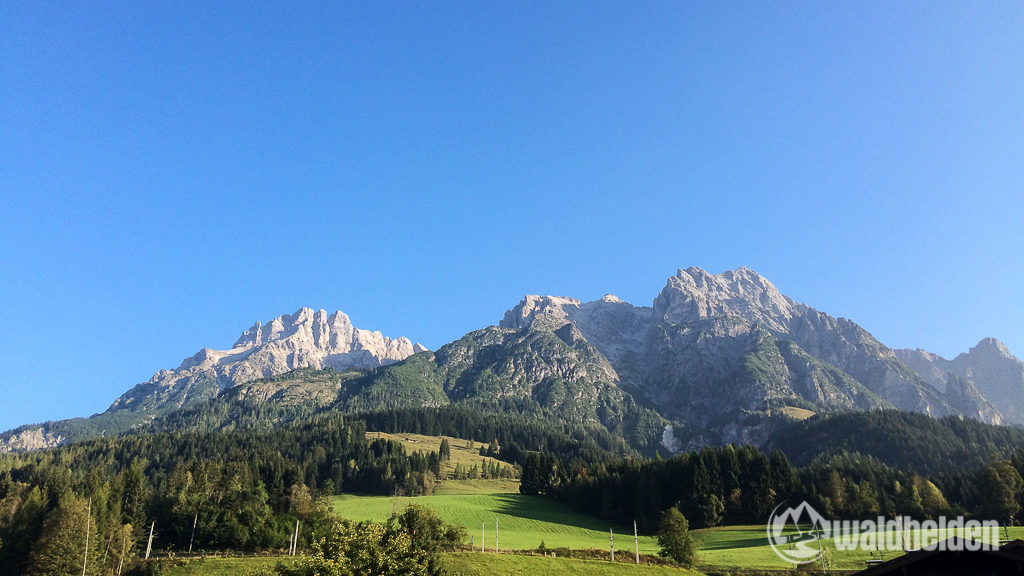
[0,485,47,575]
[27,496,103,576]
[520,453,543,495]
[768,449,799,502]
[438,439,451,463]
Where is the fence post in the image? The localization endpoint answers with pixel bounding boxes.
[634,520,639,564]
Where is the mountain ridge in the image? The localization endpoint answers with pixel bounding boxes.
[896,336,1024,425]
[3,267,1022,453]
[1,308,423,451]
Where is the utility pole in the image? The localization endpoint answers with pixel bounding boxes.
[188,513,198,555]
[82,500,91,576]
[495,517,499,553]
[634,520,639,564]
[481,523,485,553]
[145,521,155,560]
[610,528,614,562]
[116,529,129,576]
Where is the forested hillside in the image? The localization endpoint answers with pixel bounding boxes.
[766,410,1024,474]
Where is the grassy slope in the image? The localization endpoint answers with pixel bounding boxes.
[371,432,517,479]
[336,476,1024,572]
[334,486,662,553]
[157,521,1024,575]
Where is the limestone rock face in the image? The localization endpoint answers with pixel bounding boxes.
[0,307,425,453]
[501,267,1004,448]
[893,348,951,392]
[898,338,1024,425]
[4,268,1017,454]
[0,427,64,452]
[109,308,424,413]
[654,267,799,332]
[501,294,651,386]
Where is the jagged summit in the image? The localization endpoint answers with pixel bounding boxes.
[3,267,1021,453]
[966,337,1013,359]
[898,336,1024,425]
[227,307,424,364]
[655,267,798,332]
[107,307,423,414]
[498,267,999,446]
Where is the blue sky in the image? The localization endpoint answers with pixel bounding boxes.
[1,2,1022,432]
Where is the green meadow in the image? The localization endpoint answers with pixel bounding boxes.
[156,520,1024,576]
[333,480,663,554]
[442,552,703,575]
[162,436,1024,575]
[162,553,701,576]
[334,478,1024,572]
[695,523,1024,571]
[160,556,295,576]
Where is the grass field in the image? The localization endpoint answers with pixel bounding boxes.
[443,552,701,575]
[161,556,295,576]
[334,487,663,554]
[161,553,699,576]
[372,432,517,479]
[336,479,1024,572]
[158,518,1024,575]
[694,524,1024,571]
[777,406,815,420]
[433,478,521,495]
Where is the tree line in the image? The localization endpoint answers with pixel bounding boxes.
[0,414,443,575]
[521,443,1024,531]
[4,401,1024,575]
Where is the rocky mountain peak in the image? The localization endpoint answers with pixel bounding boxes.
[653,267,796,333]
[106,307,424,416]
[500,295,582,331]
[967,337,1013,359]
[898,337,1024,425]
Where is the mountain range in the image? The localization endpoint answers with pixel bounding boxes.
[3,267,1022,453]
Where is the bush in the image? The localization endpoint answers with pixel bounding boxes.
[279,504,465,576]
[657,506,697,567]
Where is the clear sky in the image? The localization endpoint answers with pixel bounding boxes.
[2,2,1022,433]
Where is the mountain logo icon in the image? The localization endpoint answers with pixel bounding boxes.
[766,501,831,564]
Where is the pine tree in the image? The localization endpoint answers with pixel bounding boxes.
[520,453,543,495]
[27,496,103,576]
